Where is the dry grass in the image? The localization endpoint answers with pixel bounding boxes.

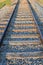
[39,0,43,4]
[30,0,43,6]
[37,0,43,6]
[0,0,5,2]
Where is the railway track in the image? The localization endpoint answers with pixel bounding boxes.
[0,0,43,65]
[28,0,43,42]
[0,0,19,45]
[34,3,43,41]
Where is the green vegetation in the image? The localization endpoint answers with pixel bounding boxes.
[5,0,11,5]
[0,0,11,9]
[0,1,5,9]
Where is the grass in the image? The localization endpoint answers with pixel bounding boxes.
[0,1,5,9]
[5,0,11,5]
[0,0,11,9]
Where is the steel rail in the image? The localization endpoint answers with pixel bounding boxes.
[27,0,43,43]
[0,0,19,46]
